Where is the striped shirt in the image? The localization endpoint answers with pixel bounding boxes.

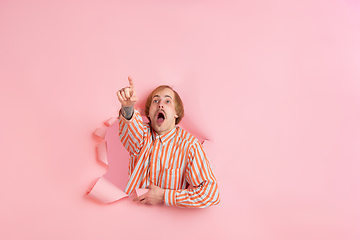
[119,109,220,208]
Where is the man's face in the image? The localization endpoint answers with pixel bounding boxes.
[148,88,178,135]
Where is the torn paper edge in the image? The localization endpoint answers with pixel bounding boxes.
[87,109,209,204]
[87,116,128,204]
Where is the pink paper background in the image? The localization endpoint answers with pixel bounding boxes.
[1,1,360,239]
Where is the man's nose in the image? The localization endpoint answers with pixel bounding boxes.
[158,101,164,108]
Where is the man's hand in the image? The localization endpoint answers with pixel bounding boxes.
[133,185,165,205]
[117,76,138,107]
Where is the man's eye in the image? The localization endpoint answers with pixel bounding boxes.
[166,100,170,103]
[153,100,158,103]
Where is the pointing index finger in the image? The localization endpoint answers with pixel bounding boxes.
[128,76,135,90]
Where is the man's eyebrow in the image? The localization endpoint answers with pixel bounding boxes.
[152,94,173,99]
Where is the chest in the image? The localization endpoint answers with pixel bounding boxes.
[143,135,191,170]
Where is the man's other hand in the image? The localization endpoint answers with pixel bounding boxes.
[133,185,165,205]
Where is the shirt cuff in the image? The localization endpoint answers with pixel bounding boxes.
[164,189,177,206]
[118,108,138,123]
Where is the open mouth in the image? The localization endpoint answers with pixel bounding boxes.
[156,111,165,125]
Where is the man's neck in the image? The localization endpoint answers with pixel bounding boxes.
[152,126,176,136]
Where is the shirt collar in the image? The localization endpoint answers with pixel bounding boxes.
[151,126,177,145]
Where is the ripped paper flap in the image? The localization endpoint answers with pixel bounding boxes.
[88,177,128,204]
[94,127,108,139]
[105,117,118,127]
[135,188,149,197]
[97,141,108,165]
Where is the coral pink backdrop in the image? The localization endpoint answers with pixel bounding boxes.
[1,1,360,240]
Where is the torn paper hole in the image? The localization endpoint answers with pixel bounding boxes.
[87,116,129,204]
[87,108,209,204]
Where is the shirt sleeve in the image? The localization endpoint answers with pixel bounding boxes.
[118,109,147,175]
[163,141,220,208]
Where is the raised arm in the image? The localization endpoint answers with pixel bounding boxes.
[117,77,145,173]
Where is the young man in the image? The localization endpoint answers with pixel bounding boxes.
[117,76,220,208]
